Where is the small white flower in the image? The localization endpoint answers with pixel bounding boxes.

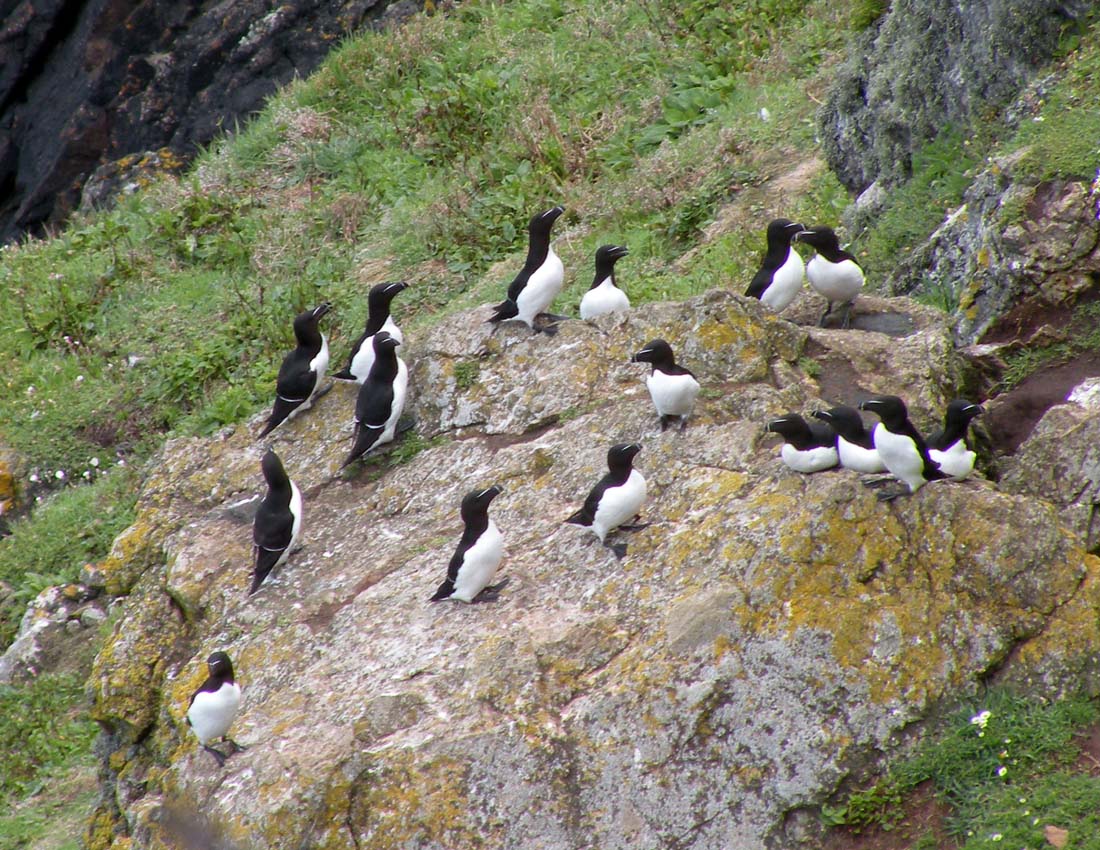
[997,766,1008,777]
[75,374,84,383]
[25,385,35,395]
[90,457,100,467]
[970,710,992,731]
[82,470,91,480]
[991,834,1002,842]
[759,107,771,122]
[55,469,66,480]
[29,473,39,483]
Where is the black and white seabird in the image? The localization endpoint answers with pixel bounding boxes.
[927,399,983,480]
[430,485,508,603]
[565,443,648,559]
[812,405,886,473]
[488,205,566,333]
[579,244,630,320]
[342,331,409,468]
[250,449,302,594]
[859,395,947,499]
[258,302,332,438]
[794,226,864,328]
[765,413,838,473]
[745,218,805,311]
[186,651,245,767]
[631,339,700,431]
[333,281,408,383]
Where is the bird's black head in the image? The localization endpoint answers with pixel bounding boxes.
[812,405,866,441]
[765,218,805,248]
[528,205,565,236]
[371,330,401,354]
[859,395,909,428]
[206,651,235,680]
[607,442,642,472]
[631,339,675,368]
[260,448,289,488]
[794,226,841,253]
[368,281,409,309]
[764,414,810,440]
[944,398,984,426]
[593,244,629,286]
[293,302,332,338]
[461,484,503,521]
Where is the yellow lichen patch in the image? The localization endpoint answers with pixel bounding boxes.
[1012,552,1100,674]
[98,517,164,596]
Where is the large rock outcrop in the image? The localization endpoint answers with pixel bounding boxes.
[86,292,1100,850]
[818,0,1091,192]
[0,0,420,243]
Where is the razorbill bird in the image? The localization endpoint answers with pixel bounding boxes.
[812,405,886,473]
[579,244,630,319]
[488,205,566,333]
[631,339,700,431]
[927,399,984,480]
[765,414,838,473]
[250,449,302,594]
[565,442,648,559]
[342,331,409,468]
[333,281,408,382]
[859,395,947,498]
[430,485,508,603]
[795,226,864,328]
[186,651,245,767]
[744,219,805,311]
[258,302,332,437]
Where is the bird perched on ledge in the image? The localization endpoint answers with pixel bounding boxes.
[487,205,566,334]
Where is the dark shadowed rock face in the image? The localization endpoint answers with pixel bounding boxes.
[0,0,420,243]
[818,0,1091,192]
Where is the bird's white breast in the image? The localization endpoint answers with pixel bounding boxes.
[837,437,886,473]
[309,334,330,385]
[780,442,838,473]
[646,370,700,418]
[288,480,303,549]
[515,247,564,326]
[348,319,404,383]
[929,441,975,480]
[379,358,409,444]
[580,278,630,319]
[592,470,647,541]
[761,249,805,311]
[188,682,241,745]
[807,256,863,303]
[451,521,505,603]
[872,423,932,492]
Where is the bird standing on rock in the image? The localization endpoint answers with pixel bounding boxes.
[579,244,630,320]
[859,395,947,499]
[258,303,333,438]
[765,413,838,473]
[745,218,805,312]
[250,448,302,594]
[631,339,700,432]
[488,205,566,334]
[334,281,408,383]
[186,651,245,768]
[795,225,864,328]
[342,331,409,468]
[566,443,648,559]
[927,399,984,480]
[431,485,508,603]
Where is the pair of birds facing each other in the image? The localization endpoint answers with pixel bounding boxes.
[488,205,635,331]
[745,218,865,328]
[767,397,984,499]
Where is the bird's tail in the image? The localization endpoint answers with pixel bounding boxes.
[342,423,382,468]
[488,299,519,323]
[564,509,593,527]
[429,578,454,602]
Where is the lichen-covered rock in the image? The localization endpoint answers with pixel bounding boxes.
[0,583,106,684]
[86,292,1100,849]
[1000,377,1100,550]
[885,152,1100,345]
[818,0,1092,192]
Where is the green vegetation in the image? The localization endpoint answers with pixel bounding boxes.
[822,689,1100,847]
[999,300,1100,391]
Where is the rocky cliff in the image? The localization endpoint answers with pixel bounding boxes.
[83,290,1100,850]
[0,0,419,243]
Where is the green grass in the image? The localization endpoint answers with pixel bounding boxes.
[998,301,1100,391]
[822,688,1100,846]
